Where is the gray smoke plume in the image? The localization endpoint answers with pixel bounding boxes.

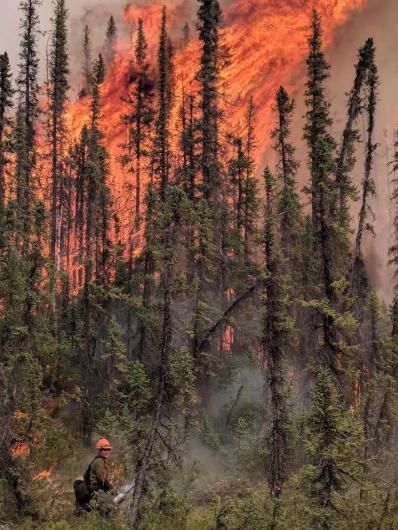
[262,0,398,304]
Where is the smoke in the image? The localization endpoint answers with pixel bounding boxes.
[328,0,398,303]
[258,0,398,304]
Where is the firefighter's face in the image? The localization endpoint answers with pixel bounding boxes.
[99,448,111,459]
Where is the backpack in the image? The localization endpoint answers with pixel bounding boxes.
[73,457,100,509]
[73,479,91,509]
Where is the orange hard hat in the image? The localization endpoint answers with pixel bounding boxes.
[96,438,112,450]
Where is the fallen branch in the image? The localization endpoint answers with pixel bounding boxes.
[197,282,259,353]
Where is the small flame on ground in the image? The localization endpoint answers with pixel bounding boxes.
[33,468,54,481]
[11,441,30,458]
[14,411,28,420]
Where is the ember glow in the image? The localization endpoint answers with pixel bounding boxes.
[11,441,30,458]
[33,468,54,481]
[222,325,234,352]
[66,0,365,249]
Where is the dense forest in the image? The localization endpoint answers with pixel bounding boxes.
[1,0,398,529]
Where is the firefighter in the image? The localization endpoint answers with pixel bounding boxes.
[85,438,117,517]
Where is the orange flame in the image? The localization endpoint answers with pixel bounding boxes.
[65,0,364,259]
[14,410,28,420]
[33,468,54,481]
[11,441,30,458]
[222,325,234,352]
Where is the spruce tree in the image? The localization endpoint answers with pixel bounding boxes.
[73,125,89,254]
[135,18,147,63]
[154,7,171,198]
[379,128,398,445]
[182,21,190,46]
[80,54,112,444]
[304,10,339,371]
[176,90,199,289]
[263,167,290,508]
[80,24,93,97]
[178,91,198,201]
[193,0,226,359]
[389,132,398,310]
[0,50,47,507]
[243,97,259,266]
[122,18,154,232]
[197,0,222,202]
[106,16,117,49]
[303,366,364,530]
[0,53,14,218]
[121,18,154,358]
[129,186,194,526]
[16,0,40,251]
[49,0,69,265]
[351,41,378,293]
[229,136,246,240]
[104,15,117,65]
[271,86,301,275]
[333,39,375,231]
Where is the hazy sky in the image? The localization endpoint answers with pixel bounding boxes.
[1,0,51,71]
[0,0,123,82]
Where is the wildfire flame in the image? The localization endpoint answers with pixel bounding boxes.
[222,325,234,352]
[65,0,364,254]
[33,468,54,481]
[11,441,30,458]
[68,0,364,153]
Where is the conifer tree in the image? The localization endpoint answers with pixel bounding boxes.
[73,125,89,253]
[303,366,364,530]
[103,15,117,66]
[135,18,147,63]
[123,19,154,359]
[197,0,222,202]
[333,39,375,230]
[182,22,190,46]
[351,41,378,293]
[263,167,290,508]
[16,0,40,251]
[129,186,195,526]
[0,1,46,492]
[272,86,301,273]
[178,91,198,201]
[192,0,227,359]
[122,18,154,232]
[378,130,398,445]
[229,136,246,240]
[154,7,171,198]
[0,206,46,512]
[304,10,339,371]
[106,15,116,41]
[80,24,93,97]
[389,132,398,313]
[243,97,258,266]
[0,53,14,217]
[49,0,69,265]
[304,10,336,235]
[176,90,199,289]
[136,11,173,361]
[80,54,113,443]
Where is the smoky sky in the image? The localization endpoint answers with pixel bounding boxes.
[0,0,398,301]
